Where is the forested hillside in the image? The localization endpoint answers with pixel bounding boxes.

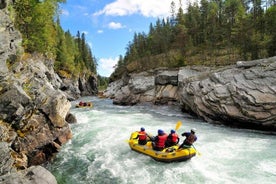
[110,0,276,82]
[11,0,97,80]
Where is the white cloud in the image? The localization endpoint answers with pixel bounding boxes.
[97,30,103,34]
[108,22,125,29]
[94,0,138,16]
[93,0,190,18]
[98,57,118,77]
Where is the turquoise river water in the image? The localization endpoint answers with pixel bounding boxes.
[47,97,276,184]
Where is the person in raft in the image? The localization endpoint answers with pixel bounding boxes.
[166,129,180,147]
[136,127,148,145]
[178,128,197,149]
[152,129,168,151]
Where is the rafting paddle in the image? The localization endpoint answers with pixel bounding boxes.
[192,144,201,156]
[175,121,182,131]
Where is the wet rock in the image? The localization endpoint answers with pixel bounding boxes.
[66,113,77,124]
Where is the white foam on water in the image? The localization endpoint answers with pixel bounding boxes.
[256,160,276,178]
[47,98,276,184]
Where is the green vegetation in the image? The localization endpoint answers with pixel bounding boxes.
[110,0,276,82]
[97,75,109,91]
[12,0,97,79]
[10,0,276,86]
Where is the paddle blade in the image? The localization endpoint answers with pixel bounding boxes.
[175,121,182,131]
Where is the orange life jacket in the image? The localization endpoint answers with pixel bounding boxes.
[139,131,147,140]
[155,134,168,148]
[171,133,178,143]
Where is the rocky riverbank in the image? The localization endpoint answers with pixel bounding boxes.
[104,57,276,131]
[0,1,97,183]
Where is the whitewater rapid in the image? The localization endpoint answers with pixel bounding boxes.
[47,97,276,184]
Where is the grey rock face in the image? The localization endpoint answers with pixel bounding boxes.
[59,74,98,101]
[104,68,179,105]
[0,56,72,183]
[0,142,13,175]
[0,0,22,77]
[155,70,178,86]
[0,1,68,182]
[78,74,98,96]
[105,57,276,131]
[0,1,98,183]
[179,57,276,130]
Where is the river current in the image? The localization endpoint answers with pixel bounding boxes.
[47,96,276,184]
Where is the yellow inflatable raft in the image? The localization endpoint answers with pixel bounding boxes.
[128,131,196,163]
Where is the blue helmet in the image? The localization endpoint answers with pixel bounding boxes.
[141,127,145,131]
[171,129,175,134]
[158,129,163,135]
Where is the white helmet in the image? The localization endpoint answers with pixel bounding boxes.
[191,128,196,133]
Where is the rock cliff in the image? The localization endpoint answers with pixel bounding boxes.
[0,1,97,183]
[104,57,276,131]
[179,58,276,131]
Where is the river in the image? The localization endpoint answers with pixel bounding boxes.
[46,96,276,184]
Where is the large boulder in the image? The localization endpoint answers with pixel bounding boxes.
[0,165,57,184]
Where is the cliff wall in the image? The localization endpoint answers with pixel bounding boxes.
[0,1,97,183]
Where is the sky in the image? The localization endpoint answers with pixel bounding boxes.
[59,0,190,77]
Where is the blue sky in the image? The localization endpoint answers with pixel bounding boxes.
[59,0,189,77]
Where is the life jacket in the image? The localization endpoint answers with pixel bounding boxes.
[185,133,196,145]
[138,131,147,140]
[171,133,178,143]
[155,134,168,148]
